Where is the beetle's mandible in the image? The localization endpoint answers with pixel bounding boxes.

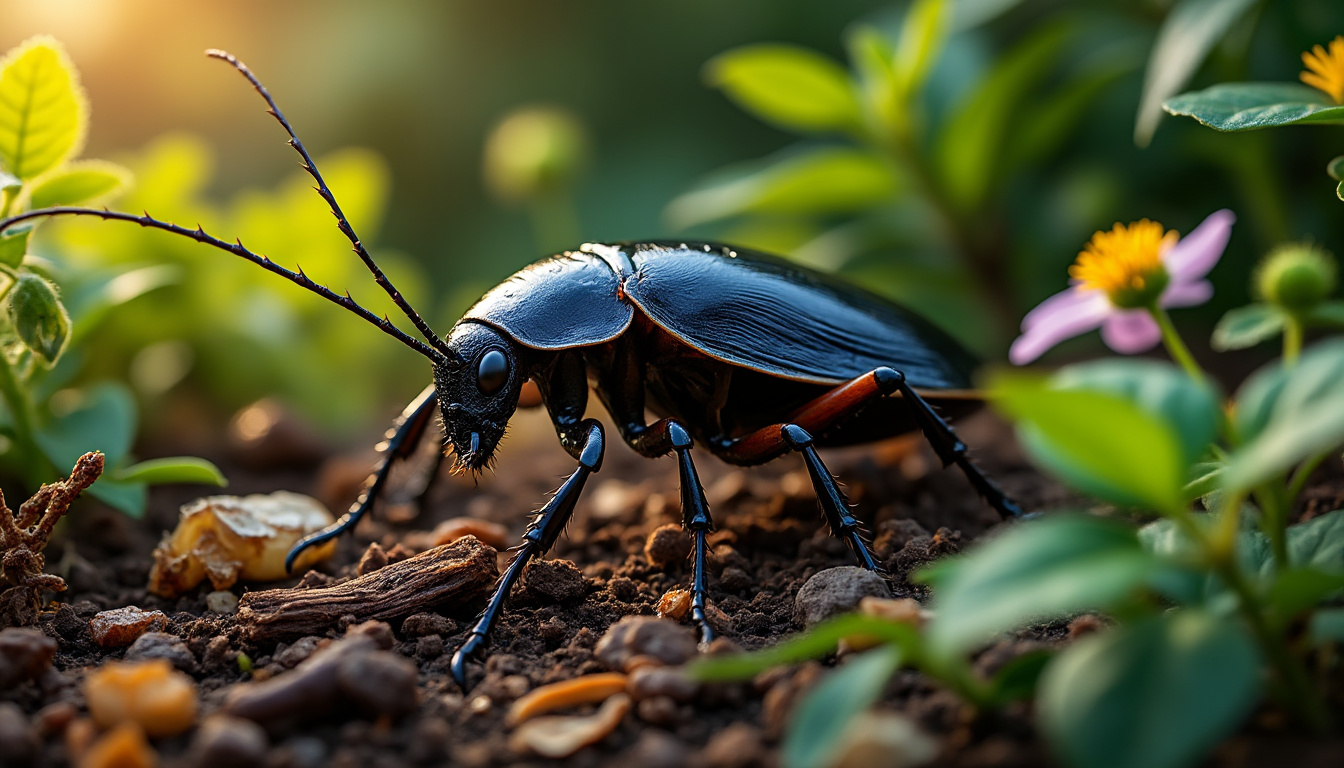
[0,51,1022,689]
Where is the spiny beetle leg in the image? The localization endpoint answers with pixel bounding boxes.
[780,425,883,573]
[878,368,1023,519]
[450,421,605,690]
[285,385,440,573]
[664,421,717,646]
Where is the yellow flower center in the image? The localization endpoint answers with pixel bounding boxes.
[1301,36,1344,104]
[1069,219,1177,309]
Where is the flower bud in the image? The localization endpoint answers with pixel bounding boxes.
[482,106,589,204]
[1255,243,1337,313]
[6,273,69,364]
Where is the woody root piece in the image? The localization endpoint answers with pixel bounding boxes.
[236,535,499,642]
[1,452,104,627]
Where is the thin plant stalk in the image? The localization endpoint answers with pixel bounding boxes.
[1148,305,1205,384]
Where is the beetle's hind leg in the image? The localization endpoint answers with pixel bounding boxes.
[285,384,441,573]
[780,425,882,571]
[450,420,605,689]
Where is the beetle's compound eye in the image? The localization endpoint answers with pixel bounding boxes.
[476,349,509,395]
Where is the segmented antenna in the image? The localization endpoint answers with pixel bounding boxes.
[204,50,453,358]
[0,207,445,363]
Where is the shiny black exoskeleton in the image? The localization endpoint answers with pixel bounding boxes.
[0,51,1022,691]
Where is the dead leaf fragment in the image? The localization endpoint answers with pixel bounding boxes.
[506,673,627,726]
[509,693,630,758]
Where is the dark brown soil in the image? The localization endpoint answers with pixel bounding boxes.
[2,406,1340,767]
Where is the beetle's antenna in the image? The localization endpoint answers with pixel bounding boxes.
[204,49,453,358]
[0,207,447,364]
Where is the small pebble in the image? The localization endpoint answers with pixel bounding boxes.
[206,591,239,614]
[0,627,56,688]
[357,542,389,575]
[88,607,168,648]
[620,730,692,768]
[85,659,198,737]
[190,715,269,768]
[401,612,454,638]
[701,722,767,768]
[431,518,510,549]
[0,702,37,764]
[522,559,585,602]
[335,651,419,718]
[79,722,157,768]
[656,589,691,621]
[795,567,891,628]
[643,524,691,568]
[345,620,395,650]
[636,695,679,726]
[416,635,444,660]
[125,632,198,673]
[595,616,698,671]
[626,665,699,703]
[274,637,324,669]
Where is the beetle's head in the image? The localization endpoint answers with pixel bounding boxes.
[433,322,524,473]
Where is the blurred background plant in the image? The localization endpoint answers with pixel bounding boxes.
[0,36,222,514]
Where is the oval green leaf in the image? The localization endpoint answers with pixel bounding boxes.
[0,224,32,269]
[0,37,87,180]
[989,369,1188,512]
[782,646,902,768]
[1164,82,1344,131]
[666,147,896,228]
[1038,610,1260,768]
[922,514,1154,655]
[29,160,130,208]
[35,382,137,470]
[113,456,227,487]
[1212,303,1285,351]
[705,44,862,134]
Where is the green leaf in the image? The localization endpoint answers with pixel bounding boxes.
[1328,155,1344,181]
[35,382,136,471]
[1134,0,1258,146]
[1284,509,1344,573]
[891,0,950,104]
[1038,610,1260,768]
[1164,83,1344,131]
[112,456,227,487]
[665,147,897,228]
[1307,300,1344,327]
[0,37,87,180]
[0,224,31,269]
[781,646,902,768]
[1211,303,1285,351]
[690,613,918,681]
[5,273,69,364]
[1310,608,1344,644]
[1227,339,1344,490]
[1264,568,1344,626]
[1052,359,1220,468]
[922,514,1154,655]
[28,160,130,208]
[705,44,862,134]
[987,648,1053,704]
[86,478,147,518]
[989,369,1188,511]
[1183,459,1226,503]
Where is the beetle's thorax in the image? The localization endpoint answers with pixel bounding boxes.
[433,321,526,473]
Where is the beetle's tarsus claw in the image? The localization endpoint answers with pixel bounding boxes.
[450,634,486,690]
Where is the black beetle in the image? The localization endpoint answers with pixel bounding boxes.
[0,51,1021,687]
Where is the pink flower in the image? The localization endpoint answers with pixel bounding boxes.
[1009,210,1235,364]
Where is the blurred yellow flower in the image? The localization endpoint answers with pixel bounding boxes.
[1301,36,1344,104]
[1069,220,1178,308]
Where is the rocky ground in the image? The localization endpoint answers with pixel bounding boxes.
[1,404,1340,767]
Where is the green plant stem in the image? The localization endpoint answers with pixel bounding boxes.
[1253,482,1289,569]
[1286,451,1330,507]
[1282,315,1304,365]
[1148,305,1206,384]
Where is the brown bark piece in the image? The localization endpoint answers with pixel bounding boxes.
[236,536,498,642]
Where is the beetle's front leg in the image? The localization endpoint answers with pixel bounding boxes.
[285,383,440,573]
[449,420,604,689]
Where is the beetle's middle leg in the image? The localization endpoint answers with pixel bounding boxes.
[285,383,440,573]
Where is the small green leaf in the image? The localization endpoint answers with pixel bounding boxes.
[1134,0,1258,146]
[1284,509,1344,573]
[1164,83,1344,131]
[665,147,897,228]
[1227,339,1344,490]
[989,369,1188,511]
[28,160,130,208]
[87,478,147,518]
[705,44,862,134]
[1052,359,1220,468]
[5,273,70,364]
[0,37,87,180]
[891,0,950,104]
[922,514,1154,655]
[1183,459,1226,503]
[1038,610,1260,768]
[113,456,227,487]
[1211,303,1285,351]
[1264,568,1344,626]
[0,224,31,269]
[690,613,918,681]
[35,382,136,470]
[782,646,902,768]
